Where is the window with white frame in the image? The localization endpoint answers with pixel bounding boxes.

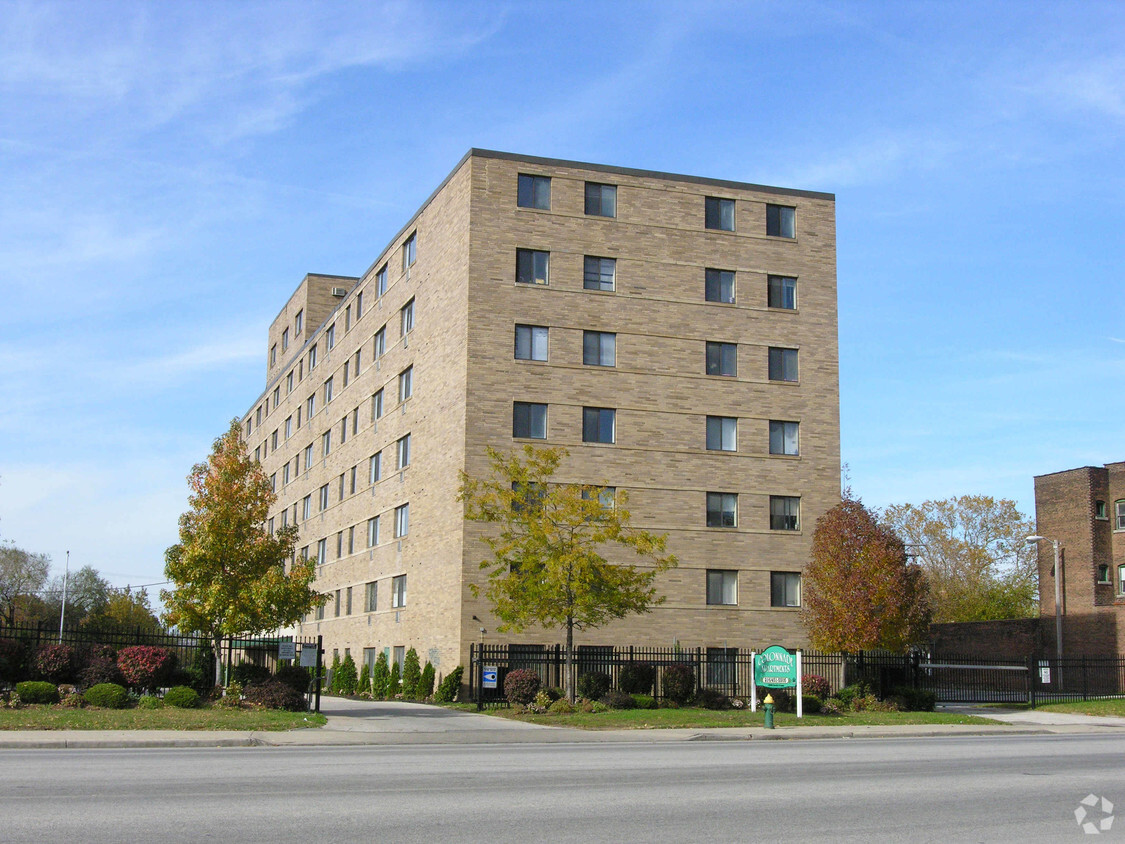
[398,366,413,402]
[318,484,329,511]
[402,232,416,271]
[303,443,313,472]
[515,325,548,361]
[322,430,331,457]
[316,537,327,564]
[326,323,335,350]
[306,393,315,419]
[706,569,737,605]
[391,575,406,608]
[365,581,378,612]
[377,264,388,297]
[295,309,303,335]
[285,416,292,439]
[374,326,386,359]
[394,503,409,538]
[309,344,317,370]
[1116,500,1125,530]
[396,434,411,470]
[325,376,334,404]
[302,494,311,520]
[369,451,382,484]
[367,516,379,548]
[401,299,414,336]
[372,389,384,421]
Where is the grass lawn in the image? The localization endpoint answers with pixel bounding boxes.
[1036,699,1125,718]
[0,705,327,731]
[451,705,1000,729]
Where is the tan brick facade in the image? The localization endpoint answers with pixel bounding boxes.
[242,150,840,679]
[1033,464,1125,656]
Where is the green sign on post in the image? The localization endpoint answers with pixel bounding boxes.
[754,645,797,688]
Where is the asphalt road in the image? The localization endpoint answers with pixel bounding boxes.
[3,735,1122,842]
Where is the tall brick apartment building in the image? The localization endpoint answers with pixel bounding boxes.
[1033,464,1125,657]
[241,150,840,676]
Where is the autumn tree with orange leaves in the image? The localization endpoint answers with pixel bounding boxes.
[163,420,325,686]
[802,494,932,653]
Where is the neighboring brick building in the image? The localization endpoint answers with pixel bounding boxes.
[1032,463,1125,657]
[242,149,840,677]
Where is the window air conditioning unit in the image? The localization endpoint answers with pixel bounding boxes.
[331,287,347,297]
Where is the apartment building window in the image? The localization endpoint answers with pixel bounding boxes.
[295,309,303,335]
[706,570,737,605]
[340,416,348,444]
[372,389,384,421]
[353,349,361,376]
[515,325,549,361]
[356,291,363,319]
[270,344,277,366]
[398,366,413,401]
[582,407,616,444]
[300,545,309,561]
[706,342,737,377]
[770,496,801,531]
[369,451,382,484]
[352,405,359,434]
[268,516,274,535]
[349,465,357,495]
[513,402,547,439]
[256,406,262,426]
[315,602,325,621]
[325,376,334,404]
[583,332,616,367]
[583,256,616,292]
[302,494,311,520]
[401,299,415,336]
[403,232,417,271]
[261,439,267,458]
[343,361,350,387]
[336,531,343,558]
[705,196,734,231]
[334,589,341,616]
[307,394,315,419]
[365,581,378,612]
[316,538,327,565]
[512,481,546,514]
[326,323,336,350]
[322,430,331,457]
[1118,565,1125,596]
[345,305,352,332]
[394,504,410,538]
[346,585,353,615]
[273,386,280,407]
[246,419,252,437]
[391,575,407,608]
[768,275,797,309]
[766,204,796,238]
[377,264,388,297]
[271,429,278,450]
[319,484,329,511]
[771,572,801,607]
[705,269,735,304]
[581,486,616,510]
[584,182,617,217]
[706,416,737,452]
[296,406,302,430]
[282,462,291,485]
[768,347,799,382]
[517,174,551,209]
[309,344,318,370]
[367,516,380,548]
[1096,500,1108,519]
[516,249,549,285]
[286,371,294,394]
[303,443,313,472]
[373,326,386,359]
[769,421,799,456]
[1116,500,1125,530]
[338,473,345,501]
[280,509,287,528]
[1097,564,1110,584]
[396,434,411,470]
[706,492,737,528]
[281,328,289,351]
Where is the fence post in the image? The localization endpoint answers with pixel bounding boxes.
[1026,655,1035,708]
[314,635,323,713]
[695,647,702,695]
[1083,656,1088,701]
[470,643,480,712]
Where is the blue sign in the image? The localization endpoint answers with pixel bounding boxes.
[482,667,498,689]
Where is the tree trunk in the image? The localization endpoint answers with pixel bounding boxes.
[212,633,224,688]
[565,616,574,702]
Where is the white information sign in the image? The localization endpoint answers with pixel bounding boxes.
[300,646,318,667]
[278,641,296,661]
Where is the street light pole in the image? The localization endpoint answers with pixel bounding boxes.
[1027,535,1063,665]
[58,550,70,644]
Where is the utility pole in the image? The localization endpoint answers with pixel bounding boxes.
[58,550,70,643]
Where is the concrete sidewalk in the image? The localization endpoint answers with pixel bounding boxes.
[2,698,1124,749]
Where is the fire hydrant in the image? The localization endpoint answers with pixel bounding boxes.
[764,693,775,729]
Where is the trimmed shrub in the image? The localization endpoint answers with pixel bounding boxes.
[388,660,401,697]
[358,663,370,696]
[137,694,163,710]
[696,688,731,710]
[80,651,125,689]
[232,661,272,688]
[335,654,358,696]
[543,686,564,702]
[889,685,936,712]
[164,685,202,709]
[401,648,421,699]
[433,666,463,703]
[275,664,311,695]
[504,669,541,705]
[802,674,831,700]
[84,683,129,709]
[802,694,823,714]
[326,653,342,693]
[661,663,695,705]
[618,662,657,695]
[17,680,60,704]
[418,662,435,699]
[216,681,244,709]
[577,671,611,701]
[34,644,77,684]
[0,638,30,684]
[117,646,176,693]
[60,691,87,708]
[244,679,307,712]
[631,694,658,710]
[600,689,635,709]
[835,681,872,709]
[549,698,576,714]
[371,652,390,700]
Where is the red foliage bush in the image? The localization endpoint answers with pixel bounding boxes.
[243,679,308,712]
[34,644,78,684]
[117,646,176,692]
[802,673,831,700]
[503,669,541,705]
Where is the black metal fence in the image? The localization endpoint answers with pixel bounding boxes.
[468,643,1125,707]
[0,621,324,711]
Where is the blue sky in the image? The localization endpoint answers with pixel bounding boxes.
[1,0,1122,591]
